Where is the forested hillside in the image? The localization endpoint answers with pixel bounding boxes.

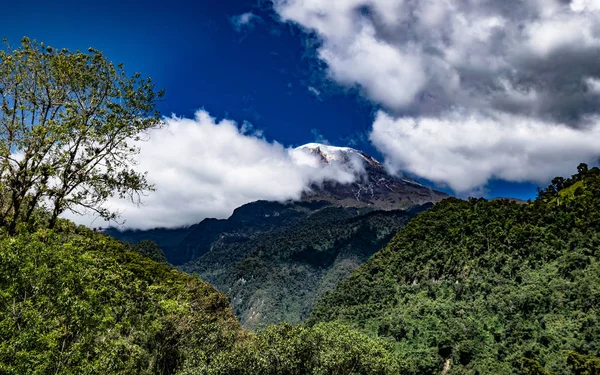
[106,201,329,265]
[182,206,412,329]
[0,39,403,374]
[110,199,417,329]
[0,219,411,375]
[310,165,600,374]
[0,221,242,374]
[2,37,600,375]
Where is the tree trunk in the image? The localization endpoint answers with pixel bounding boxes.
[7,200,20,235]
[24,193,42,224]
[48,198,62,229]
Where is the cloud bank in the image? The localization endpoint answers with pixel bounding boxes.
[273,0,600,191]
[371,111,600,193]
[67,111,359,229]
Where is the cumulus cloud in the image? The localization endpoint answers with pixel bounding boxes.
[67,111,360,229]
[370,110,600,193]
[273,0,600,191]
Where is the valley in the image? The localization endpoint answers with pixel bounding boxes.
[107,144,440,328]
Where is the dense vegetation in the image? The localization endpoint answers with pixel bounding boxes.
[0,218,411,374]
[0,221,242,374]
[311,165,600,374]
[3,37,600,375]
[110,200,415,329]
[182,205,413,329]
[0,38,408,375]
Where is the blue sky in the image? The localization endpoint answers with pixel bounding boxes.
[6,0,599,212]
[1,0,374,148]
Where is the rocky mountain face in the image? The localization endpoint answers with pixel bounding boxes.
[296,143,449,210]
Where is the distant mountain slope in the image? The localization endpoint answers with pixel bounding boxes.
[181,206,413,330]
[105,201,330,265]
[110,200,417,329]
[297,143,449,210]
[310,166,600,374]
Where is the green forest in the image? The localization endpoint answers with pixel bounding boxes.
[311,165,600,374]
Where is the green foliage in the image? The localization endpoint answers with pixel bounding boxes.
[565,351,600,375]
[194,322,404,375]
[128,240,168,264]
[0,37,164,233]
[311,167,600,374]
[0,228,240,375]
[0,221,410,375]
[521,358,551,375]
[5,165,600,374]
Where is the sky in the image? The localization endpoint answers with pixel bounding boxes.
[3,0,600,228]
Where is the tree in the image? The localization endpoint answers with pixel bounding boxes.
[576,163,589,178]
[551,176,566,191]
[0,37,163,233]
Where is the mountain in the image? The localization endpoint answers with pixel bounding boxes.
[105,144,447,328]
[105,200,331,265]
[296,143,449,210]
[106,143,447,265]
[309,166,600,374]
[5,169,600,375]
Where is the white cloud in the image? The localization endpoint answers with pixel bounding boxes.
[586,77,600,93]
[526,14,600,57]
[273,0,600,192]
[571,0,600,12]
[320,23,426,109]
[66,111,360,229]
[308,86,322,98]
[273,0,600,113]
[370,110,600,193]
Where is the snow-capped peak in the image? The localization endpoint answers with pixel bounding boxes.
[295,143,449,210]
[295,143,379,166]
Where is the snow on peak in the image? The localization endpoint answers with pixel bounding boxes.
[296,143,362,163]
[295,143,381,167]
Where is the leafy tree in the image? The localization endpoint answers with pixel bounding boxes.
[577,163,589,177]
[0,226,240,375]
[129,239,168,264]
[0,37,163,233]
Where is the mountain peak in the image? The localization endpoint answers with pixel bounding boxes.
[296,142,381,167]
[296,143,449,210]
